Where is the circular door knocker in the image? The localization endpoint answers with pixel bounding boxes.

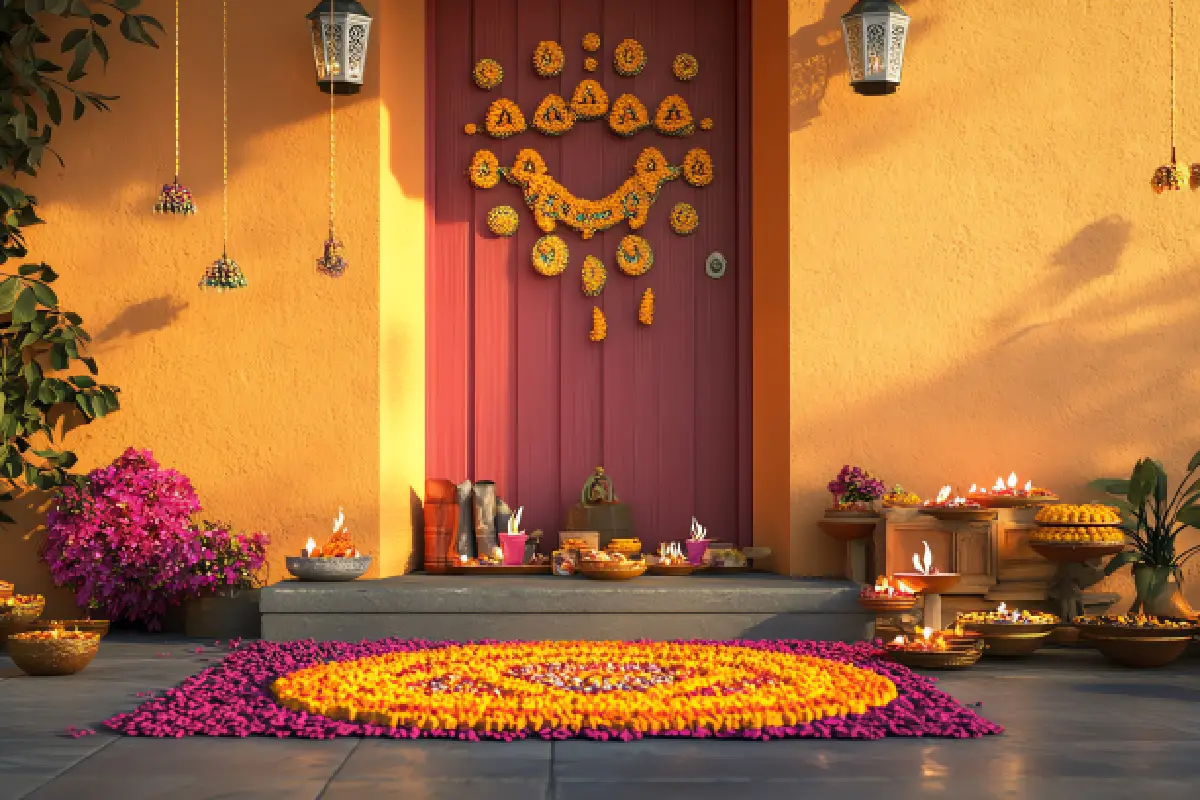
[705,251,727,279]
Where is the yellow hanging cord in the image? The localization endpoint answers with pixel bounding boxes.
[1170,0,1177,163]
[174,0,180,180]
[329,0,336,239]
[221,0,229,256]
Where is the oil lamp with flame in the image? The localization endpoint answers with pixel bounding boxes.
[967,472,1058,506]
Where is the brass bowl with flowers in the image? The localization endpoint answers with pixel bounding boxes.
[7,629,100,676]
[1035,504,1123,526]
[859,577,917,612]
[883,633,984,670]
[957,608,1060,656]
[29,619,111,639]
[882,487,922,508]
[1074,614,1200,668]
[1,594,46,649]
[579,551,647,581]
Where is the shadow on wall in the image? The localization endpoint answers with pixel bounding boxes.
[792,215,1200,605]
[788,0,926,133]
[95,295,190,344]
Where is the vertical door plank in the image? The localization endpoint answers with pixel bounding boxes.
[472,0,520,501]
[557,2,607,542]
[735,0,753,546]
[513,0,564,534]
[427,0,476,485]
[693,0,740,545]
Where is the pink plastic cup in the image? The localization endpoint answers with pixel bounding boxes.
[499,533,528,566]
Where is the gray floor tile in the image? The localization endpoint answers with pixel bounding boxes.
[0,736,116,800]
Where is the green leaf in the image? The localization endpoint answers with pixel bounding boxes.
[11,287,37,324]
[115,0,140,11]
[50,343,68,370]
[1176,506,1200,529]
[30,281,57,308]
[68,37,93,81]
[70,375,96,388]
[80,356,97,375]
[92,32,109,67]
[0,276,20,312]
[60,28,88,52]
[72,96,84,121]
[1103,549,1140,576]
[75,393,94,418]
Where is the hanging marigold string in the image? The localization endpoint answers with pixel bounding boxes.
[318,0,348,277]
[1153,0,1184,193]
[200,0,247,290]
[154,0,195,215]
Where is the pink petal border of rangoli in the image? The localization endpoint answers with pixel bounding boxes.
[103,639,1003,741]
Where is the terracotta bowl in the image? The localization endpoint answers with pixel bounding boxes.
[1075,623,1198,667]
[893,573,961,595]
[818,516,879,542]
[647,563,698,576]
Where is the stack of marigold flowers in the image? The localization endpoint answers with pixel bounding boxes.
[269,641,897,736]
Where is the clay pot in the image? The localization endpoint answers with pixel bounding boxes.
[1136,565,1197,619]
[423,502,457,574]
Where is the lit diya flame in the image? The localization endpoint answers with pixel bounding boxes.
[934,485,951,505]
[333,507,346,534]
[304,537,318,557]
[992,476,1005,492]
[1007,472,1018,491]
[912,541,934,575]
[1024,480,1032,494]
[968,483,978,494]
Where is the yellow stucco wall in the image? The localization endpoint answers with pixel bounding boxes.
[2,0,424,618]
[787,0,1200,608]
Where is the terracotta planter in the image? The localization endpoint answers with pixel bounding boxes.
[425,478,456,505]
[183,588,261,640]
[1135,565,1197,619]
[423,501,457,574]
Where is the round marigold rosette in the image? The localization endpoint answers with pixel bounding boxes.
[469,149,501,189]
[682,148,714,187]
[609,94,650,137]
[654,95,695,137]
[487,206,519,237]
[268,641,899,737]
[699,117,714,131]
[532,235,569,276]
[617,234,653,277]
[486,98,526,138]
[532,94,576,136]
[584,57,598,72]
[582,32,601,52]
[613,38,647,77]
[473,58,503,90]
[672,53,699,81]
[533,40,565,77]
[582,255,607,296]
[670,203,699,235]
[638,288,655,325]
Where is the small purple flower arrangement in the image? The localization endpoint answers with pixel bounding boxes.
[827,465,887,513]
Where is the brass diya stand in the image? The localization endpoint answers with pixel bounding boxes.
[1030,541,1125,643]
[893,573,961,631]
[858,595,916,641]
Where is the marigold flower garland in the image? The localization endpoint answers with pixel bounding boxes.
[654,94,695,136]
[487,206,519,237]
[614,38,647,76]
[532,235,570,276]
[469,149,501,189]
[570,79,609,120]
[638,288,655,325]
[105,639,1004,741]
[673,53,699,81]
[670,202,699,235]
[534,40,565,77]
[682,147,714,187]
[582,256,607,296]
[610,94,651,137]
[532,94,576,136]
[617,234,654,276]
[473,58,503,90]
[589,307,607,342]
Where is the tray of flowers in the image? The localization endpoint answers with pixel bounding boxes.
[286,508,373,581]
[882,486,923,508]
[859,576,917,612]
[579,551,647,581]
[1074,614,1200,667]
[448,553,552,575]
[957,604,1059,656]
[647,543,699,575]
[883,628,983,669]
[7,629,100,676]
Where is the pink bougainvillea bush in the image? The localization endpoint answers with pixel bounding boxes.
[193,520,270,591]
[104,639,1003,741]
[43,447,204,629]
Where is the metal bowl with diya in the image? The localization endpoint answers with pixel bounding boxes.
[957,605,1059,656]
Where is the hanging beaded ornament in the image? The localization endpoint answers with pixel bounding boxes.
[317,0,349,277]
[155,1,195,215]
[200,253,248,291]
[316,236,348,277]
[1152,0,1184,194]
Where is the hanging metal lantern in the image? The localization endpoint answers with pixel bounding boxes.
[307,1,372,94]
[841,1,909,95]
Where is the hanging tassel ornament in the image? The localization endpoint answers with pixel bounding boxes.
[155,0,195,215]
[316,0,349,278]
[200,0,246,291]
[1153,0,1185,193]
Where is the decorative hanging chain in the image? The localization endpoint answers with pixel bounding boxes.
[174,0,180,179]
[222,0,229,255]
[329,0,336,239]
[1152,0,1184,193]
[1170,0,1176,163]
[153,0,194,215]
[317,0,348,277]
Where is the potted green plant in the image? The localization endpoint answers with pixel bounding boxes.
[1091,454,1200,619]
[182,521,269,640]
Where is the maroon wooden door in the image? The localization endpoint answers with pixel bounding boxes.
[426,0,751,549]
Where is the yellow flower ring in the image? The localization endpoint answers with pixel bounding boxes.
[682,147,714,187]
[673,53,699,81]
[614,38,647,77]
[532,94,576,136]
[270,642,898,738]
[473,58,503,90]
[617,234,654,276]
[570,79,610,120]
[582,32,601,52]
[670,202,699,235]
[532,235,569,276]
[534,40,565,78]
[582,255,607,296]
[487,206,519,237]
[468,149,501,189]
[609,94,651,137]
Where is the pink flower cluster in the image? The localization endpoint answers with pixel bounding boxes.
[103,639,1003,741]
[43,448,269,630]
[827,464,887,504]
